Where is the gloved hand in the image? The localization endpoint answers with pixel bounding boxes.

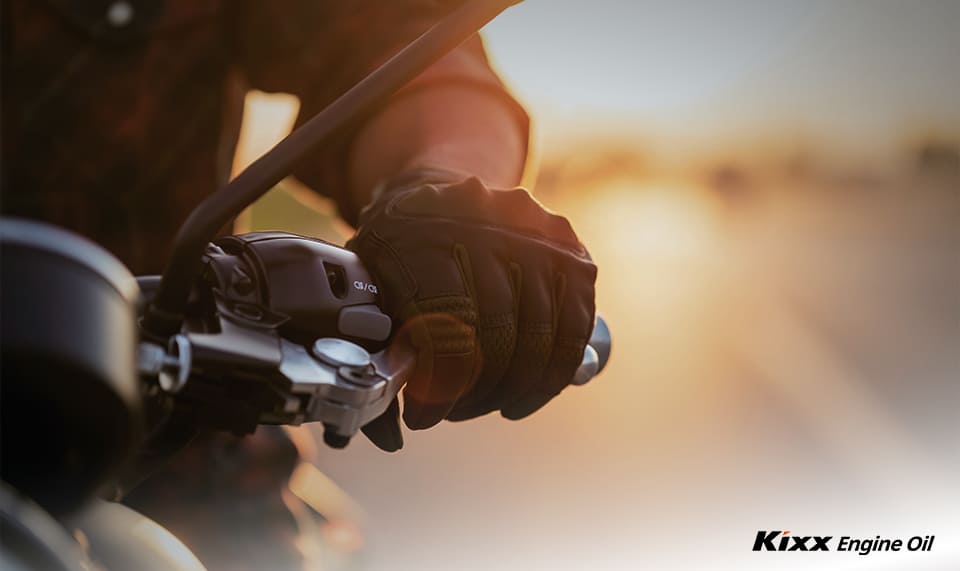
[347,170,596,451]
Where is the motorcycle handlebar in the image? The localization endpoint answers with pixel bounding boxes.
[137,232,610,446]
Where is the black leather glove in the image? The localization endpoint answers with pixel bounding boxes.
[348,171,597,451]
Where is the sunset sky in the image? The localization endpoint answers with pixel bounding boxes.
[237,1,960,173]
[484,0,960,160]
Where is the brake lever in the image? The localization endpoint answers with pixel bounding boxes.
[274,316,608,448]
[287,315,609,447]
[138,317,609,448]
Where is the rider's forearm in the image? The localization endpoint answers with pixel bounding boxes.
[348,84,528,208]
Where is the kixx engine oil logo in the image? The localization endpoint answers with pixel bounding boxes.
[752,531,935,555]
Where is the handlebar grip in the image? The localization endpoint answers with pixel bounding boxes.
[572,315,611,386]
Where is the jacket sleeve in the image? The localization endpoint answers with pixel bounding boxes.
[231,0,529,226]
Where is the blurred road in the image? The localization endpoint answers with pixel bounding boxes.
[282,166,959,570]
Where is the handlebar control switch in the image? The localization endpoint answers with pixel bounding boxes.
[206,233,392,347]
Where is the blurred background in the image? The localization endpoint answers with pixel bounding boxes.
[232,1,959,568]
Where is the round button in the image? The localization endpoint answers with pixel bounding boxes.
[312,338,371,369]
[106,1,134,28]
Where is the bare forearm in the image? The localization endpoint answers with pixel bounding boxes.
[348,85,527,207]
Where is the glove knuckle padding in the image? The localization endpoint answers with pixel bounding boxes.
[393,178,583,250]
[348,174,596,429]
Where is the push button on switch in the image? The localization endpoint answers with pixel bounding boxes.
[338,305,391,341]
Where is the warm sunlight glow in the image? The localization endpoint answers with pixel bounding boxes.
[232,91,299,177]
[585,181,718,262]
